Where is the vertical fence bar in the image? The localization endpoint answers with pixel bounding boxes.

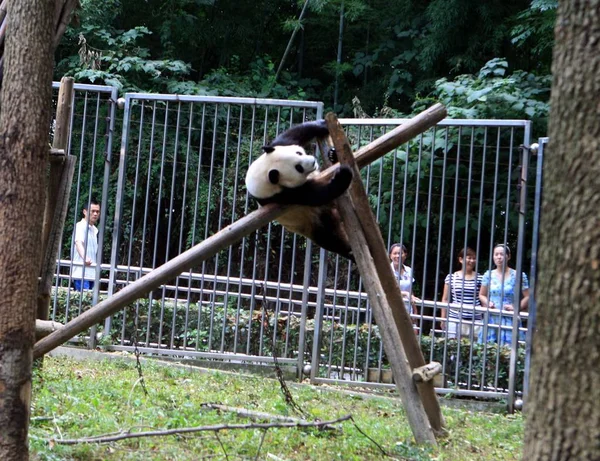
[524,137,547,404]
[310,250,329,383]
[508,122,532,412]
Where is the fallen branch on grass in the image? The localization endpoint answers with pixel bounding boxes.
[51,414,353,445]
[201,403,342,431]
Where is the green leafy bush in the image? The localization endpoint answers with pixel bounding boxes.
[415,57,551,138]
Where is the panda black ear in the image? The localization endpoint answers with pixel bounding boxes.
[268,169,280,184]
[263,146,275,154]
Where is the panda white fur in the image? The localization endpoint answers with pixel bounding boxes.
[245,120,354,260]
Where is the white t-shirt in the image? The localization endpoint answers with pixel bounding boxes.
[71,219,98,281]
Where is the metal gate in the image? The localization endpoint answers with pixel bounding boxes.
[50,86,541,402]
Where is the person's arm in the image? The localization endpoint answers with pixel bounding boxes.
[75,240,92,265]
[411,294,421,316]
[520,288,530,311]
[74,222,93,265]
[479,284,494,308]
[440,282,450,327]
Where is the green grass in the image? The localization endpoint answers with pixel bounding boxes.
[30,355,523,460]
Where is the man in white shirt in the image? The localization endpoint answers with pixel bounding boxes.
[71,198,100,291]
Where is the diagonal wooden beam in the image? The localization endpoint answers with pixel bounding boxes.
[322,113,445,443]
[33,104,447,359]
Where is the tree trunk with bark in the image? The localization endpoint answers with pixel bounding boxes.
[0,0,55,459]
[523,1,600,460]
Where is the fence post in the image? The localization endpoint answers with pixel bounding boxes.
[508,122,532,413]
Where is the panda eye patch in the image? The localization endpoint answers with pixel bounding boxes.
[296,151,303,156]
[295,165,305,173]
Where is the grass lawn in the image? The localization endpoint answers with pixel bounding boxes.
[30,354,523,460]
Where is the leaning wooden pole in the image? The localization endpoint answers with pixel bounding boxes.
[33,103,447,359]
[323,113,446,441]
[33,204,286,358]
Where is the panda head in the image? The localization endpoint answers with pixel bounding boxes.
[245,144,319,199]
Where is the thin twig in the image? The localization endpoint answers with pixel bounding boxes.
[259,284,308,419]
[214,431,230,461]
[349,416,398,459]
[255,429,268,461]
[51,415,353,445]
[126,377,145,407]
[52,414,63,441]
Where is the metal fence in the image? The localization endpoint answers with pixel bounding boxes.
[50,82,118,323]
[49,86,541,403]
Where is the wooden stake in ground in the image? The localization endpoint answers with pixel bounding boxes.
[38,76,76,322]
[322,114,444,443]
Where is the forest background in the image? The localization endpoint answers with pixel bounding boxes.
[56,0,555,137]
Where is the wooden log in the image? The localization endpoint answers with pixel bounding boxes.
[412,362,443,384]
[319,167,437,443]
[321,108,448,432]
[37,154,76,320]
[36,320,64,340]
[323,114,444,442]
[33,103,447,359]
[33,203,288,358]
[49,148,66,156]
[354,104,446,169]
[38,76,75,321]
[315,103,447,180]
[328,104,446,434]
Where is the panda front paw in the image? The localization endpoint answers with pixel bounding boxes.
[334,165,353,190]
[327,147,338,164]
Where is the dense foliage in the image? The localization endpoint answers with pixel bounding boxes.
[55,0,556,116]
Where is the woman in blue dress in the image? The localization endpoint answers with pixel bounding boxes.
[478,244,529,345]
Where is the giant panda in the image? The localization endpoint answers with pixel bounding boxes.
[245,119,354,261]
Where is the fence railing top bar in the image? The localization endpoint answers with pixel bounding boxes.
[338,118,531,128]
[52,81,117,94]
[124,92,324,109]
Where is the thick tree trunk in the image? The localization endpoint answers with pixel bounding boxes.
[0,0,55,459]
[523,1,600,460]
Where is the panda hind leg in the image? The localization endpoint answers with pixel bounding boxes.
[311,207,354,261]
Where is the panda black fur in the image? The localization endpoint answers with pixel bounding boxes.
[245,120,354,261]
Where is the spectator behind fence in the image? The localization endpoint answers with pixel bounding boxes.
[478,244,529,346]
[441,247,483,339]
[389,243,421,317]
[71,198,101,291]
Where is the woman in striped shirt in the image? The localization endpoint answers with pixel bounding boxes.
[441,247,483,339]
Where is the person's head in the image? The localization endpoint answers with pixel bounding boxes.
[457,247,476,270]
[492,244,511,268]
[389,243,408,267]
[83,198,101,225]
